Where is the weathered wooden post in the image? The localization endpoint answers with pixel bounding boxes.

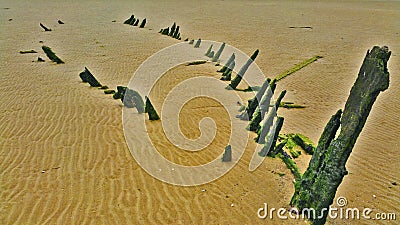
[218,53,235,73]
[290,46,391,225]
[173,26,180,39]
[124,15,135,24]
[169,23,176,36]
[246,84,274,131]
[205,44,213,57]
[222,145,232,162]
[254,90,286,142]
[212,43,225,62]
[194,38,201,48]
[228,49,259,89]
[220,61,235,81]
[139,18,146,28]
[238,78,273,120]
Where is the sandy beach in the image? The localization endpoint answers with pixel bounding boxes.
[1,0,399,224]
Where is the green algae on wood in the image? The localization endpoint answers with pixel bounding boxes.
[290,46,391,225]
[291,133,316,154]
[275,55,322,82]
[42,46,64,64]
[278,150,301,180]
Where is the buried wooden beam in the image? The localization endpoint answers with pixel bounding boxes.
[275,55,322,82]
[42,46,64,64]
[40,23,51,31]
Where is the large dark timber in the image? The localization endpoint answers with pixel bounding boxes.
[290,46,391,225]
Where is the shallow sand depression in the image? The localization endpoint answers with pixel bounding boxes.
[0,1,399,224]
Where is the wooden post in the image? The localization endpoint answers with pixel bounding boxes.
[290,46,391,225]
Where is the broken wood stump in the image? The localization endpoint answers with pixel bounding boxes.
[194,38,201,48]
[212,43,225,62]
[290,46,391,225]
[124,15,135,24]
[222,145,232,162]
[205,44,213,56]
[218,53,235,73]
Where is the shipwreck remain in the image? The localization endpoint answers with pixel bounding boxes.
[290,46,391,224]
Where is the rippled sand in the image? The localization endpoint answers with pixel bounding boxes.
[0,1,399,224]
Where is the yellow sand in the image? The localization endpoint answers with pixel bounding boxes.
[0,1,399,224]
